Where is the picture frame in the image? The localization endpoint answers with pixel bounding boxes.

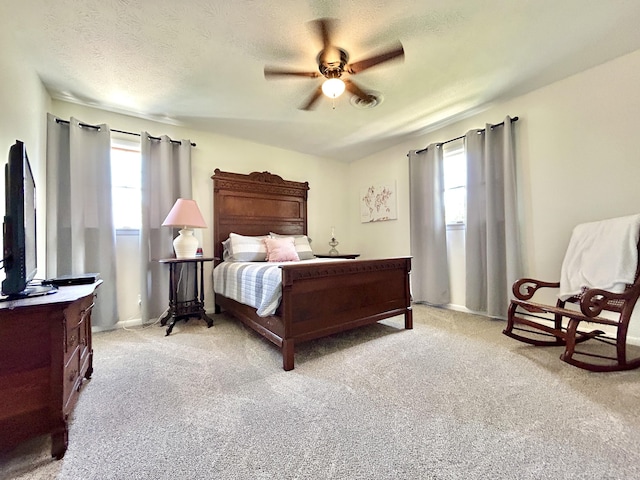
[360,181,397,223]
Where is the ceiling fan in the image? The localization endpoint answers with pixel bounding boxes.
[264,18,404,110]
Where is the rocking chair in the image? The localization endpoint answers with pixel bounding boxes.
[503,215,640,372]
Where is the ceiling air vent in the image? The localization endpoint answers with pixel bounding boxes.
[350,91,383,109]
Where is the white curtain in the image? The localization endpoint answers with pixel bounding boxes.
[408,144,451,304]
[139,134,193,322]
[465,116,521,317]
[46,114,118,328]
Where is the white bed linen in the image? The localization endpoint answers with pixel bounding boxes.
[213,258,342,317]
[559,214,640,301]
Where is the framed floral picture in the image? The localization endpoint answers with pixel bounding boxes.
[360,181,397,223]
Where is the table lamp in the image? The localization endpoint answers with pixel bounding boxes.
[162,198,207,258]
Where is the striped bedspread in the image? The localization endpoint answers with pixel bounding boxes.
[213,259,340,317]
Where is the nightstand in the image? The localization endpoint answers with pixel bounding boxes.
[158,257,217,335]
[314,253,360,259]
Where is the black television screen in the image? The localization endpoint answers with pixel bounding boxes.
[2,140,45,297]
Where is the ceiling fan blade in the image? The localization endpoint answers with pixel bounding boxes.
[311,18,342,65]
[311,18,335,52]
[344,79,373,103]
[299,85,323,110]
[264,67,320,78]
[346,42,404,74]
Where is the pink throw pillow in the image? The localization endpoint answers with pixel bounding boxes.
[263,237,300,262]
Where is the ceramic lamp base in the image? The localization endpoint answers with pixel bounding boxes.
[173,228,198,259]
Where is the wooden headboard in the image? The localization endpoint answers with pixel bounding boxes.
[211,169,310,260]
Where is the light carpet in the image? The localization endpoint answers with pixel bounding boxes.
[2,304,640,480]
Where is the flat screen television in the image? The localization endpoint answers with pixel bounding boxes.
[2,140,54,298]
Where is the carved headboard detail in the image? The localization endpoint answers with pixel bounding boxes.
[211,169,310,260]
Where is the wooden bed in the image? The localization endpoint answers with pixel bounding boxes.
[211,169,412,370]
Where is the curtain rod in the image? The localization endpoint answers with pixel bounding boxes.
[413,116,518,155]
[54,118,196,147]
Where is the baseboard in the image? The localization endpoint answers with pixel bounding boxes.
[414,301,507,321]
[93,310,217,333]
[117,317,145,329]
[628,335,640,346]
[92,317,143,333]
[424,302,640,347]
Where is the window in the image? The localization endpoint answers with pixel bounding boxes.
[443,141,466,225]
[111,141,141,231]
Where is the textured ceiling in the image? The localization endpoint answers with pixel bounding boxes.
[3,0,640,161]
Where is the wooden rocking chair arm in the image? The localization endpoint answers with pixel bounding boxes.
[580,288,633,318]
[512,278,560,300]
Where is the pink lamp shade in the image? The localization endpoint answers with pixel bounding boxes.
[162,199,207,228]
[162,199,207,258]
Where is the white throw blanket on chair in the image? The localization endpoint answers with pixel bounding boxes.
[559,214,640,301]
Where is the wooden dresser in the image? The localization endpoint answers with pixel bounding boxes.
[0,281,102,459]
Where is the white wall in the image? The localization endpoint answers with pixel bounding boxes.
[0,30,51,284]
[349,48,640,339]
[50,101,351,319]
[346,149,411,259]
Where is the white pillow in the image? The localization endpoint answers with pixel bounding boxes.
[270,232,314,260]
[227,233,268,262]
[221,237,232,261]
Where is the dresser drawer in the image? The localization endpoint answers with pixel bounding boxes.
[63,345,81,414]
[63,295,95,358]
[64,325,81,365]
[66,319,92,366]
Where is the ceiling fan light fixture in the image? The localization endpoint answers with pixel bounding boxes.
[321,78,345,98]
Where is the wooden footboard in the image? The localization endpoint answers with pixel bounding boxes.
[215,257,412,370]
